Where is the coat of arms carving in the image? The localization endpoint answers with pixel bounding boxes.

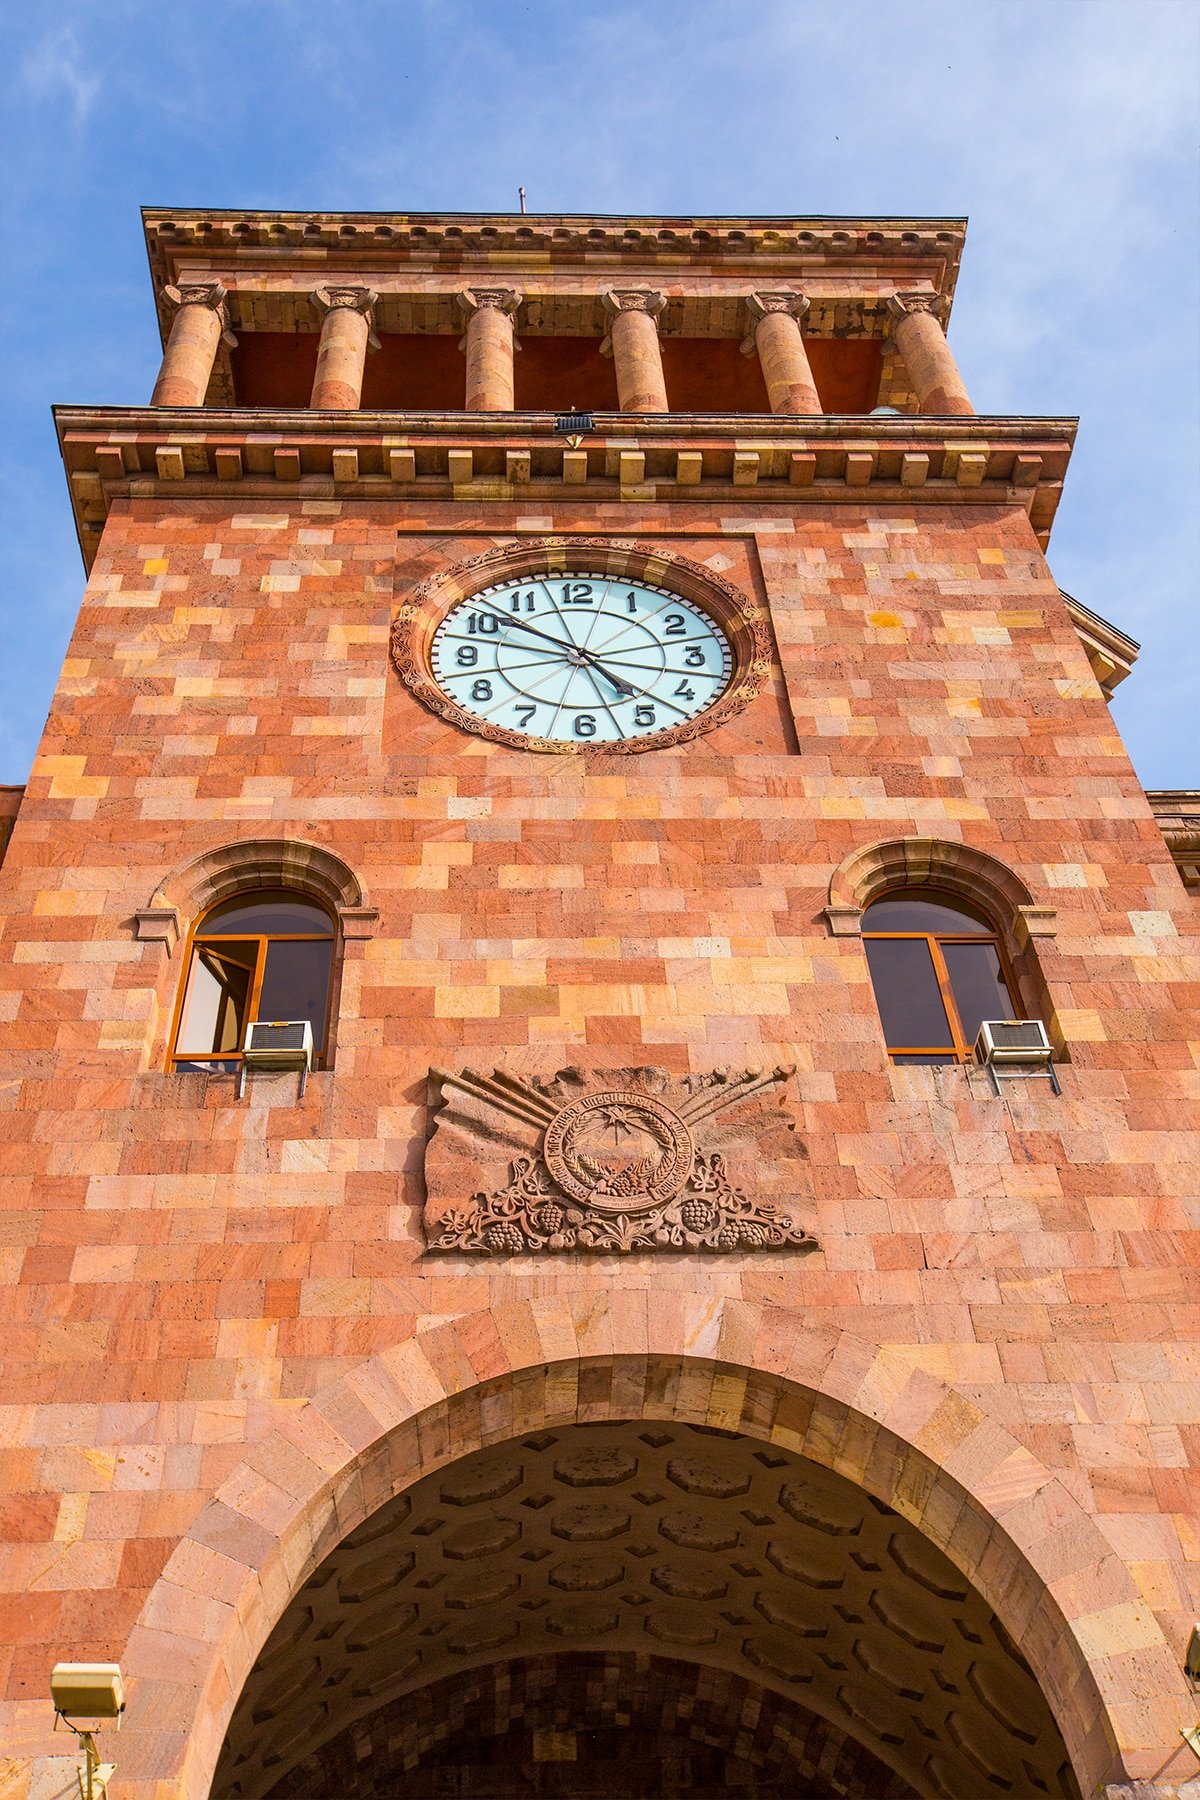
[422,1065,818,1255]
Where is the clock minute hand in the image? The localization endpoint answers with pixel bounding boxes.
[488,612,582,657]
[493,612,639,697]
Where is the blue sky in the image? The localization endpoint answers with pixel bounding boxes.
[1,0,1196,788]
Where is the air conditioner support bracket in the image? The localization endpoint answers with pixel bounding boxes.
[986,1063,1060,1098]
[235,1065,309,1102]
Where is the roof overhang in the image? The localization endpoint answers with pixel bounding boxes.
[142,209,968,350]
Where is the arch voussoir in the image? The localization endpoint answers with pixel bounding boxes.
[110,1297,1186,1800]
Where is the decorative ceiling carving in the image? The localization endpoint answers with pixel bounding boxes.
[268,1652,922,1799]
[212,1423,1080,1800]
[422,1065,816,1254]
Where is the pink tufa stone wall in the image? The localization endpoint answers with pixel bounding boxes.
[0,493,1197,1793]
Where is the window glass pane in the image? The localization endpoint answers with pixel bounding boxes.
[176,941,257,1054]
[257,939,334,1046]
[864,936,955,1049]
[891,1053,959,1066]
[864,892,992,934]
[942,940,1016,1047]
[201,890,333,937]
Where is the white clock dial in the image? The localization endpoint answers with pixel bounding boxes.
[428,573,733,746]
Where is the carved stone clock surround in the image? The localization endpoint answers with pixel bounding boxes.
[390,536,773,754]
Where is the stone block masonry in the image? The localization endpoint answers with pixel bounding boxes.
[0,489,1198,1795]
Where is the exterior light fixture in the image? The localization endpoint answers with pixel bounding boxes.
[554,408,594,448]
[50,1663,124,1798]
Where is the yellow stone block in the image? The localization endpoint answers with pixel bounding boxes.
[434,985,501,1018]
[142,558,169,574]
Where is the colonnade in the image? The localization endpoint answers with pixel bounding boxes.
[150,280,973,416]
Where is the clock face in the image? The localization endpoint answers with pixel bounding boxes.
[428,572,733,747]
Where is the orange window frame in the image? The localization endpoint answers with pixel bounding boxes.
[863,928,1019,1064]
[168,925,335,1068]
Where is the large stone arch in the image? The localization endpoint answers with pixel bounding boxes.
[109,1296,1188,1799]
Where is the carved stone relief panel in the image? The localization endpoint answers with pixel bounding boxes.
[422,1064,818,1254]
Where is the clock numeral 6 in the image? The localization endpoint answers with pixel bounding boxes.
[634,704,656,728]
[573,713,597,737]
[470,679,493,702]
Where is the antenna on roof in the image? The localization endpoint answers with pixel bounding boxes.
[518,187,527,214]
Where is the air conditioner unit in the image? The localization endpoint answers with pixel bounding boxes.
[242,1019,314,1070]
[974,1019,1053,1067]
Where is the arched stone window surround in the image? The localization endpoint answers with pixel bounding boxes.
[98,1297,1188,1800]
[823,837,1056,947]
[824,837,1061,1060]
[133,836,378,954]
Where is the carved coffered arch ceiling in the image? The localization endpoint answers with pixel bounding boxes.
[212,1423,1079,1800]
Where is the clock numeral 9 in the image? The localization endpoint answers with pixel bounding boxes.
[470,679,493,702]
[456,645,479,667]
[573,713,597,737]
[634,705,656,728]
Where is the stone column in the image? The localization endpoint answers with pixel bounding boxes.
[742,291,821,415]
[602,289,669,413]
[310,286,379,410]
[457,288,523,410]
[151,282,235,407]
[887,292,974,415]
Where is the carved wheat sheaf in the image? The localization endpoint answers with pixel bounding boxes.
[423,1065,817,1255]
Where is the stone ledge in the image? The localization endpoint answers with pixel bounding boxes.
[56,405,1078,566]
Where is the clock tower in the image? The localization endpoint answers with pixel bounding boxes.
[2,210,1198,1800]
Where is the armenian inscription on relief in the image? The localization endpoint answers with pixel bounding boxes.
[423,1065,817,1254]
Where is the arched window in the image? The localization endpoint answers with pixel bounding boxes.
[171,889,336,1069]
[863,888,1018,1064]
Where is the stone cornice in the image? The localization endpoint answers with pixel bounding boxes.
[57,403,1074,564]
[1058,589,1139,696]
[143,209,965,344]
[1145,791,1200,889]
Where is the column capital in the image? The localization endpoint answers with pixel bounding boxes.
[313,285,379,351]
[741,291,810,355]
[457,286,523,319]
[603,288,667,320]
[163,280,236,347]
[746,290,810,324]
[887,289,950,326]
[313,283,378,317]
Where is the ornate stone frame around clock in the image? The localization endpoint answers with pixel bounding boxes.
[389,537,772,754]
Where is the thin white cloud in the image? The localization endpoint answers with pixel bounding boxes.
[19,23,100,127]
